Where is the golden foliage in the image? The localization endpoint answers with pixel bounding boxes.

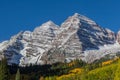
[102,60,113,66]
[56,68,83,80]
[44,58,120,80]
[114,60,120,80]
[102,57,119,66]
[69,68,83,74]
[68,61,76,67]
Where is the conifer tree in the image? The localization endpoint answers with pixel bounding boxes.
[0,58,10,80]
[15,69,21,80]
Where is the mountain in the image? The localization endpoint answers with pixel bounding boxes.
[117,31,120,44]
[0,13,120,66]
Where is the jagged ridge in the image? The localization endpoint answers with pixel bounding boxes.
[0,13,120,66]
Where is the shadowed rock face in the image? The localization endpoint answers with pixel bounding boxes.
[0,13,119,66]
[53,13,116,51]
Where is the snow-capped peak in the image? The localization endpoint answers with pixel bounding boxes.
[72,13,81,18]
[105,28,114,33]
[0,13,120,66]
[61,13,97,29]
[118,30,120,34]
[72,13,97,25]
[72,13,84,18]
[43,20,55,25]
[34,20,59,32]
[41,20,59,29]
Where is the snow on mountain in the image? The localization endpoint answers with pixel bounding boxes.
[0,41,9,51]
[50,13,118,63]
[117,30,120,44]
[83,42,120,63]
[19,21,59,66]
[0,13,120,66]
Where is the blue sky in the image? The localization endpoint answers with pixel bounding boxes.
[0,0,120,41]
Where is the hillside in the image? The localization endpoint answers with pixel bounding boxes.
[42,57,120,80]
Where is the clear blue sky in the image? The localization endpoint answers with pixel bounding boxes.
[0,0,120,41]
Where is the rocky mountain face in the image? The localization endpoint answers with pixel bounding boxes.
[0,13,120,66]
[117,31,120,44]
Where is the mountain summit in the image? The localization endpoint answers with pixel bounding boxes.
[0,13,120,66]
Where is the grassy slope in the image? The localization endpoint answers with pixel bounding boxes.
[82,63,118,80]
[44,59,120,80]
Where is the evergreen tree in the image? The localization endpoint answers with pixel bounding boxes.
[0,58,10,80]
[15,69,21,80]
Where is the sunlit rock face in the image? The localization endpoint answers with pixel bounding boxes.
[0,13,119,66]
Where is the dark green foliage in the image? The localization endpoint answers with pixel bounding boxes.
[7,52,120,80]
[9,59,86,80]
[0,58,10,80]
